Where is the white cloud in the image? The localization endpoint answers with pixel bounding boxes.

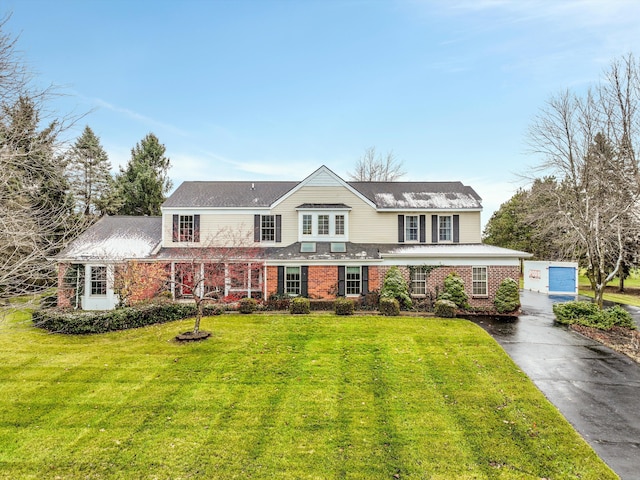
[86,96,190,137]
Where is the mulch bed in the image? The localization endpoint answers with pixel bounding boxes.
[571,325,640,363]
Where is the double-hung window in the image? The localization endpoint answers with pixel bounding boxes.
[90,266,107,296]
[261,215,275,242]
[472,266,488,296]
[302,215,313,235]
[406,215,419,242]
[346,266,361,296]
[285,267,301,296]
[318,215,329,235]
[439,215,452,242]
[410,267,427,296]
[335,215,345,236]
[179,215,194,242]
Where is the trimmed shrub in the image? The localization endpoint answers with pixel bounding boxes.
[439,273,469,309]
[380,266,412,309]
[434,299,457,318]
[379,297,400,316]
[335,298,355,315]
[553,301,636,330]
[239,297,258,314]
[265,294,290,311]
[202,303,225,316]
[309,299,336,311]
[32,303,199,335]
[290,297,311,314]
[360,291,380,311]
[494,278,520,313]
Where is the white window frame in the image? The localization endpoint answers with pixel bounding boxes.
[318,215,329,236]
[297,210,349,241]
[472,266,488,297]
[179,215,194,242]
[410,267,427,297]
[302,214,312,235]
[335,215,345,236]
[261,215,276,242]
[90,266,107,296]
[406,215,419,242]
[439,215,452,242]
[346,266,361,296]
[285,266,301,296]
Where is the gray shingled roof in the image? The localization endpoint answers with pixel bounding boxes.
[162,179,482,210]
[56,216,162,261]
[162,181,298,208]
[349,182,482,209]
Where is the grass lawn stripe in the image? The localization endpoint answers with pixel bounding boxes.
[0,310,618,479]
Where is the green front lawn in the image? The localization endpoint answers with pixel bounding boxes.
[0,310,616,479]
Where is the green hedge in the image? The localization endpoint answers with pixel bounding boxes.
[379,297,400,316]
[33,303,206,335]
[239,298,258,314]
[334,298,355,316]
[290,297,311,314]
[434,299,457,318]
[553,301,636,330]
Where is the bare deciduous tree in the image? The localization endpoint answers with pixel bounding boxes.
[0,16,82,309]
[349,147,405,182]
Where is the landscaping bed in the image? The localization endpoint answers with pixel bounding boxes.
[571,324,640,363]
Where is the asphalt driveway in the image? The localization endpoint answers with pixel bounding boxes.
[473,290,640,480]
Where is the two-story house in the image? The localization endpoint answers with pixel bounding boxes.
[55,165,531,310]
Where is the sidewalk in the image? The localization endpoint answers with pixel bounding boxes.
[473,290,640,480]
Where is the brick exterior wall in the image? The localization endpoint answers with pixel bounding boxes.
[420,265,520,308]
[57,263,72,309]
[262,263,521,306]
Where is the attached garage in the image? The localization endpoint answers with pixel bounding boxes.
[524,261,578,295]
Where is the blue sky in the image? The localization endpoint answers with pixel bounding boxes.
[6,0,640,226]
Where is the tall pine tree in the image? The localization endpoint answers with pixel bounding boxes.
[116,133,172,216]
[66,125,115,216]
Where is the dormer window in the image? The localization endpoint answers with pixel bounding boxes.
[318,215,329,235]
[297,204,350,242]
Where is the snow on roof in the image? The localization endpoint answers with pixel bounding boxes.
[56,216,162,261]
[383,243,532,258]
[373,191,481,209]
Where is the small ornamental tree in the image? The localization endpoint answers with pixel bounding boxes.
[380,266,412,309]
[494,278,520,313]
[439,272,469,309]
[113,261,169,307]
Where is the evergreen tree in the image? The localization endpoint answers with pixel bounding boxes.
[66,125,114,216]
[0,95,75,298]
[115,133,172,216]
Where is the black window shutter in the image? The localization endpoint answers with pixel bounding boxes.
[362,266,369,294]
[254,215,261,242]
[193,215,200,242]
[172,215,179,242]
[419,215,426,243]
[277,266,284,295]
[431,215,438,243]
[398,215,405,243]
[337,266,345,297]
[301,266,308,297]
[276,215,282,243]
[453,215,460,243]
